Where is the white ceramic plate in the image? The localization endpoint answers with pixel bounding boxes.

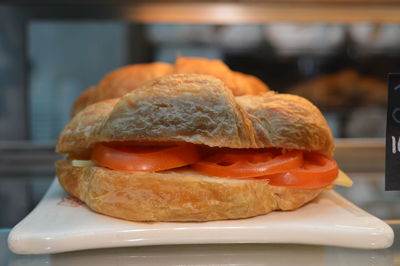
[8,179,394,254]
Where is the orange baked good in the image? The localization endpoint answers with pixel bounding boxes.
[56,74,337,222]
[71,57,269,116]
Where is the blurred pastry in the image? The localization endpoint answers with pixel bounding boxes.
[72,57,269,116]
[72,62,173,116]
[288,69,387,109]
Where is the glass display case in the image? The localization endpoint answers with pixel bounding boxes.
[0,0,399,262]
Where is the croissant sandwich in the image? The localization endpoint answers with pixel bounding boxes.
[56,65,352,222]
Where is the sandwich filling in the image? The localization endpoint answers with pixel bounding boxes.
[71,141,352,190]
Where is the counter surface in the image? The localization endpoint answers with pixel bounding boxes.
[1,224,399,266]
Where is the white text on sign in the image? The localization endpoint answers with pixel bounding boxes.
[392,136,400,154]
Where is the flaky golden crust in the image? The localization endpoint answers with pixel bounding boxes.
[95,74,256,149]
[236,93,334,156]
[56,159,322,222]
[57,74,333,156]
[72,62,173,116]
[56,98,119,156]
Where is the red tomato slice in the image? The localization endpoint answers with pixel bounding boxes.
[265,152,338,189]
[91,142,200,172]
[191,149,303,178]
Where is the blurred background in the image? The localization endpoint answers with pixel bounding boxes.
[0,1,399,228]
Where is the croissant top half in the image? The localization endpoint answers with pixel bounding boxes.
[57,74,334,157]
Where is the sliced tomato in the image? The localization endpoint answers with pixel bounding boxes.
[264,152,338,189]
[91,142,200,172]
[191,149,303,178]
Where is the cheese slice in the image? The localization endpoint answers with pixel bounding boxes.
[72,160,95,167]
[333,169,353,187]
[70,160,354,188]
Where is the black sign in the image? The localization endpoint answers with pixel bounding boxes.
[386,73,400,190]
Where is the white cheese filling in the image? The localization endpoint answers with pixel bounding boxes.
[71,160,353,187]
[71,160,95,167]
